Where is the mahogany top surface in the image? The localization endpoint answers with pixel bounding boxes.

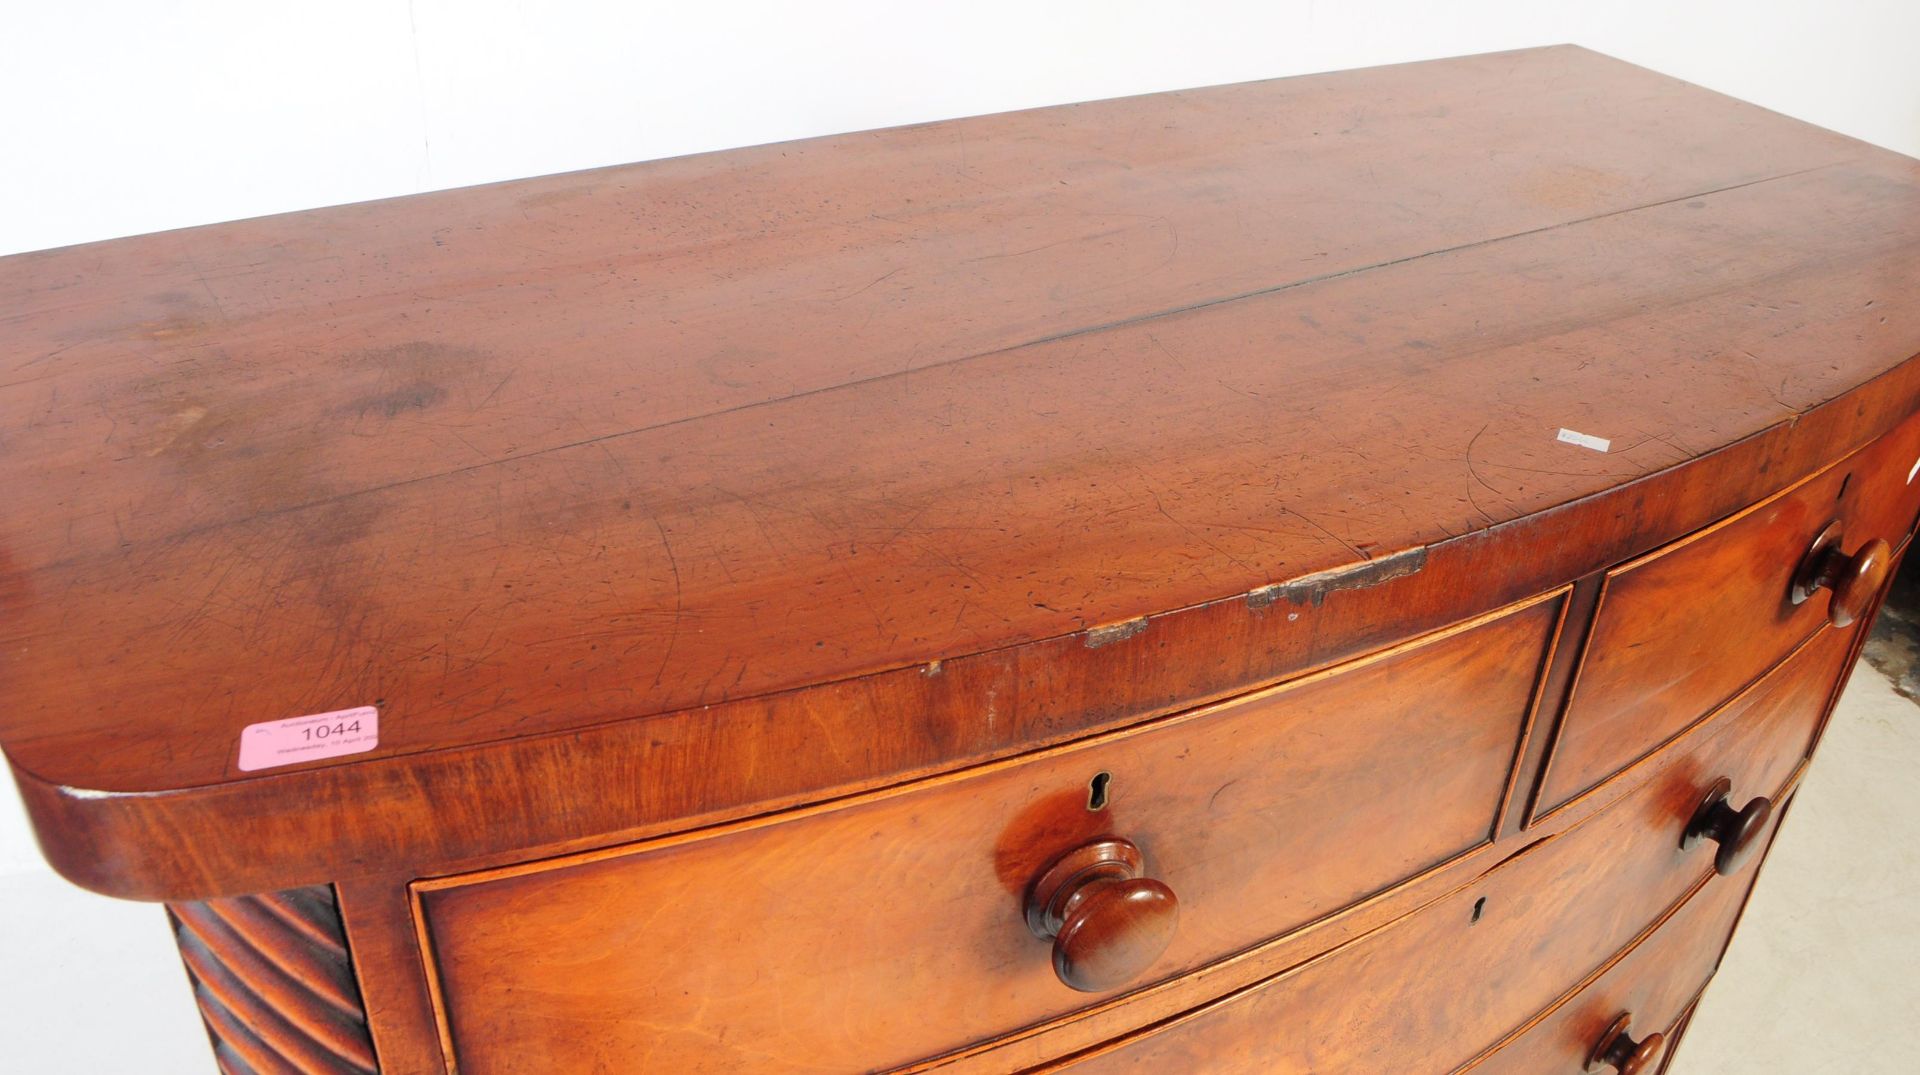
[3,45,1919,806]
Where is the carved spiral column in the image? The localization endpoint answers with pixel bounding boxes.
[167,885,377,1074]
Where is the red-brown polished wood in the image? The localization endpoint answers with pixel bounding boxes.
[7,46,1920,906]
[1036,721,1791,1074]
[1587,1015,1664,1075]
[1025,838,1181,993]
[1015,621,1852,1074]
[1792,523,1893,627]
[926,612,1861,1075]
[1533,416,1920,817]
[4,42,1919,1075]
[1461,837,1767,1074]
[1680,778,1773,877]
[166,886,376,1075]
[412,596,1557,1074]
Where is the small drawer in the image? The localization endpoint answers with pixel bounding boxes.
[1537,411,1920,815]
[1038,627,1841,1074]
[1461,802,1771,1075]
[413,593,1563,1074]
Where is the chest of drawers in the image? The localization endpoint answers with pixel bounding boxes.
[5,45,1920,1073]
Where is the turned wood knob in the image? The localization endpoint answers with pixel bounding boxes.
[1025,837,1178,992]
[1587,1013,1664,1074]
[1791,521,1892,627]
[1680,777,1772,876]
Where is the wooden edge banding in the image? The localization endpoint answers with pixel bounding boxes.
[1455,782,1807,1074]
[334,878,449,1075]
[1530,509,1917,830]
[1524,569,1616,826]
[952,663,1831,1073]
[15,351,1920,903]
[413,585,1569,896]
[1650,788,1810,1075]
[1501,575,1604,836]
[1439,871,1721,1075]
[1490,589,1575,841]
[1018,846,1705,1073]
[168,885,378,1075]
[409,885,461,1075]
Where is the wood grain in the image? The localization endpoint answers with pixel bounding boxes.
[167,885,377,1074]
[1021,625,1843,1067]
[1459,834,1763,1074]
[1038,774,1755,1073]
[1537,410,1920,816]
[2,45,1912,1075]
[924,616,1860,1075]
[1026,626,1846,1073]
[414,595,1557,1074]
[332,879,447,1075]
[8,47,1920,902]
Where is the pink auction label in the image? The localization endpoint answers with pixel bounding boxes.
[237,706,379,772]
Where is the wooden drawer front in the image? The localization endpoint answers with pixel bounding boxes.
[412,596,1559,1074]
[1461,817,1767,1075]
[1040,628,1841,1074]
[1538,411,1920,815]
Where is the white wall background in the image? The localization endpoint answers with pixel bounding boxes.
[3,2,1918,1071]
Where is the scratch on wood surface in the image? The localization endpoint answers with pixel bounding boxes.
[1247,547,1429,610]
[138,405,208,457]
[1083,617,1149,649]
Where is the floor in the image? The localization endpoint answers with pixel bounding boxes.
[3,666,1916,1073]
[0,869,207,1071]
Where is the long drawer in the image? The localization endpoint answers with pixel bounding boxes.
[1033,626,1846,1074]
[1461,801,1776,1074]
[413,594,1562,1074]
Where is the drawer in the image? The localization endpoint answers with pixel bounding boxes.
[1461,802,1773,1074]
[413,593,1563,1074]
[1537,410,1920,815]
[1036,627,1843,1074]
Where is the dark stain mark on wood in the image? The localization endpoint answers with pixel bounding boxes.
[1084,617,1149,649]
[333,380,448,420]
[1248,547,1430,610]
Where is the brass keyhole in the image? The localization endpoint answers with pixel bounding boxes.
[1088,771,1113,812]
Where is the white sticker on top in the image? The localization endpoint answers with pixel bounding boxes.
[1556,428,1611,453]
[237,706,379,772]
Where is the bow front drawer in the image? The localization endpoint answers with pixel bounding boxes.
[1035,623,1846,1074]
[1536,411,1920,816]
[410,594,1562,1074]
[1461,820,1768,1075]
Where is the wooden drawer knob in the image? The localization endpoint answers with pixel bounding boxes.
[1791,520,1892,627]
[1587,1013,1665,1074]
[1025,837,1179,992]
[1681,777,1772,876]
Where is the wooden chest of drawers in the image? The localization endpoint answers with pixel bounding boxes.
[5,45,1919,1073]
